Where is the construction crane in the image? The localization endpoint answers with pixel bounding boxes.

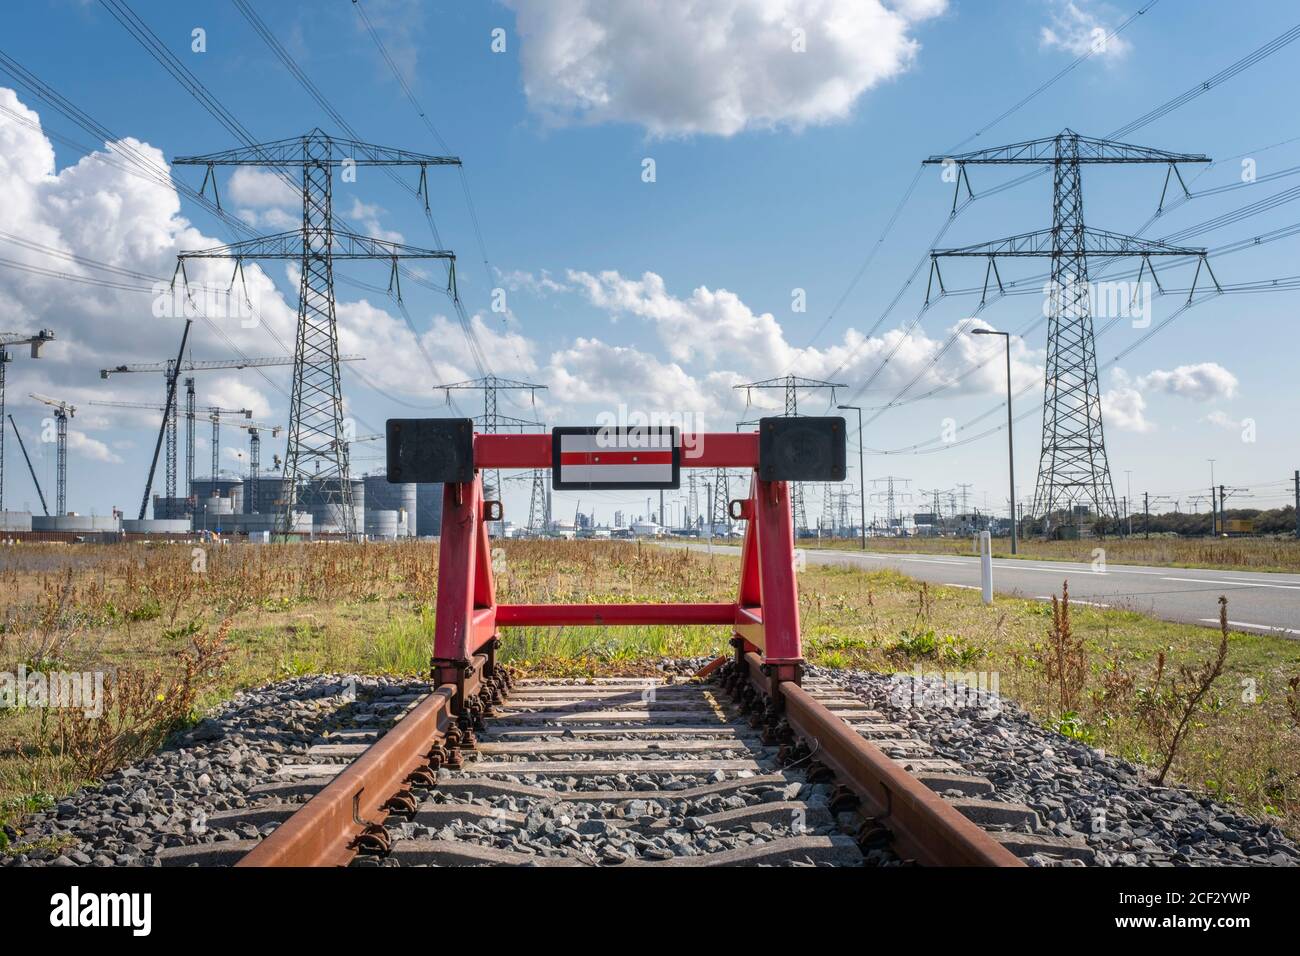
[204,409,254,483]
[228,420,282,514]
[100,349,362,519]
[0,329,55,513]
[99,354,366,378]
[87,398,252,489]
[7,414,49,516]
[28,392,75,516]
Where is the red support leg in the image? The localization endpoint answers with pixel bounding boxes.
[732,470,802,686]
[754,477,802,685]
[432,475,497,709]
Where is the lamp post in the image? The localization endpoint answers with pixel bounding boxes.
[836,404,867,551]
[970,328,1017,554]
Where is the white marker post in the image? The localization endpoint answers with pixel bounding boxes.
[979,530,993,605]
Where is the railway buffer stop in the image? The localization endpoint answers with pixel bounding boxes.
[239,416,1019,868]
[385,416,846,728]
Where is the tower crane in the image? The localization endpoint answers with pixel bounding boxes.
[100,345,362,520]
[87,398,252,500]
[228,420,282,513]
[28,392,75,516]
[0,329,54,513]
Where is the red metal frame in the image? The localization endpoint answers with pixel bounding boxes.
[432,431,804,691]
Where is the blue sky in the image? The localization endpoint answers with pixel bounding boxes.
[1,0,1297,526]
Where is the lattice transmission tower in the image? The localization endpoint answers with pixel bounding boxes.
[735,375,846,533]
[442,375,546,512]
[176,130,462,537]
[709,468,734,537]
[925,130,1218,533]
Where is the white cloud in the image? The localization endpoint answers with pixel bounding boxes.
[67,429,123,464]
[1137,363,1238,402]
[565,268,1041,403]
[544,337,721,420]
[345,197,404,245]
[202,377,273,421]
[1103,384,1151,433]
[504,0,947,136]
[227,167,298,208]
[1040,1,1131,60]
[498,268,568,297]
[1204,410,1245,431]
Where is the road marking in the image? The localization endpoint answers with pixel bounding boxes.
[947,584,980,591]
[1162,576,1300,591]
[1199,618,1300,637]
[1033,595,1109,608]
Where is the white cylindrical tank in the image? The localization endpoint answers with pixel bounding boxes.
[365,509,400,540]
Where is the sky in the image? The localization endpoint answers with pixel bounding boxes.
[1,0,1298,528]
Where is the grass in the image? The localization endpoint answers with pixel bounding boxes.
[803,533,1300,574]
[0,538,1297,845]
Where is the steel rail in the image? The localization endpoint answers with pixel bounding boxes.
[237,656,486,867]
[740,652,1023,867]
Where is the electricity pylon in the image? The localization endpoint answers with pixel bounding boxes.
[925,130,1218,533]
[175,130,461,537]
[709,468,734,537]
[872,476,910,533]
[735,375,846,533]
[442,375,546,510]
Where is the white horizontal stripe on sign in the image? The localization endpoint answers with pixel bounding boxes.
[560,432,674,453]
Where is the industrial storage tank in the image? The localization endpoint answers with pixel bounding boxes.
[33,515,122,532]
[362,474,418,537]
[123,519,192,534]
[401,483,417,535]
[222,512,312,534]
[305,478,365,533]
[191,478,243,500]
[152,496,193,520]
[364,509,400,540]
[415,483,444,537]
[243,476,293,515]
[0,511,33,532]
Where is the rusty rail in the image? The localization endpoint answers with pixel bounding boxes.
[739,652,1023,867]
[237,655,487,867]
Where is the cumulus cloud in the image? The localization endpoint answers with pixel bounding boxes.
[66,429,123,465]
[1040,1,1131,60]
[227,167,298,208]
[1102,384,1151,433]
[1137,363,1238,402]
[504,0,947,136]
[565,268,1041,404]
[1204,410,1248,432]
[498,268,568,297]
[202,377,274,421]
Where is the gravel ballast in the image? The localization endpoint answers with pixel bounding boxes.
[4,660,1296,867]
[813,665,1300,867]
[2,675,427,867]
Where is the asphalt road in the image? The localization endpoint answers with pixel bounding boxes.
[668,542,1300,640]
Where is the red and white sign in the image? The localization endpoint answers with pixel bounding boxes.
[552,427,680,490]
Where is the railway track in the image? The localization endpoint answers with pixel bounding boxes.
[158,653,1093,867]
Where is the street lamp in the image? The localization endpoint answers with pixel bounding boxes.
[836,404,867,551]
[970,328,1017,554]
